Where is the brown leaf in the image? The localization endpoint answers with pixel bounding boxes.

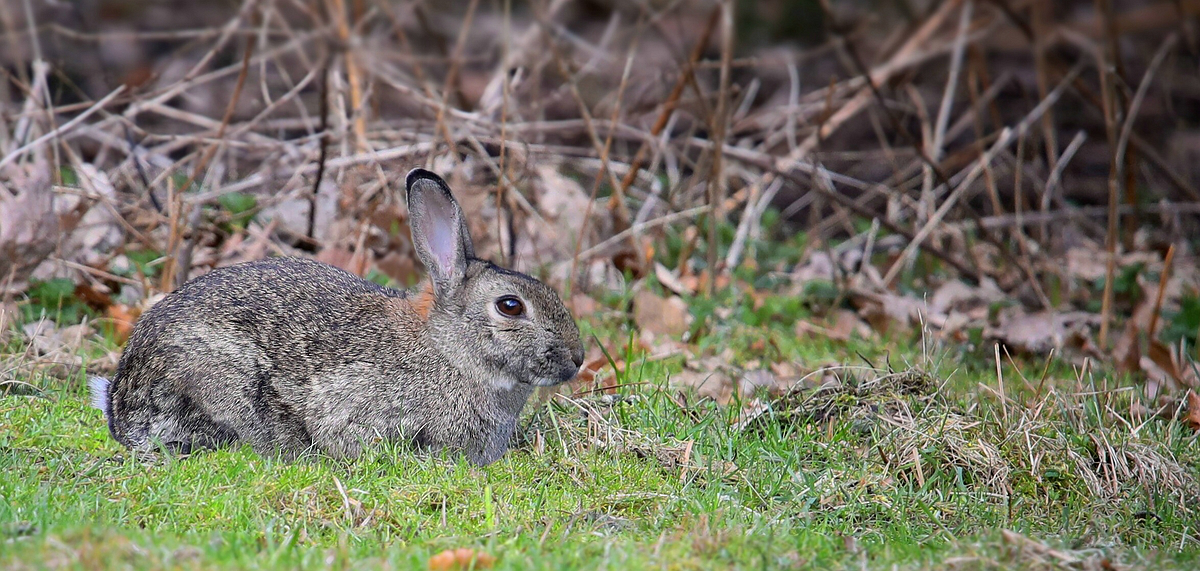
[633,289,692,337]
[0,301,19,339]
[1146,339,1198,392]
[1184,391,1200,432]
[23,321,93,357]
[693,270,730,293]
[1111,319,1141,375]
[428,548,495,570]
[570,353,615,394]
[0,172,58,290]
[638,329,688,359]
[565,294,600,318]
[655,262,695,296]
[73,281,114,311]
[795,309,874,342]
[928,279,1003,316]
[984,310,1097,356]
[739,369,779,399]
[105,303,140,345]
[62,163,123,267]
[672,367,734,405]
[853,290,925,335]
[374,250,420,286]
[315,245,370,277]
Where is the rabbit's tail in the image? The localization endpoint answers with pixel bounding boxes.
[88,376,111,419]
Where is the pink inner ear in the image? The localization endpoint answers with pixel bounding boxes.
[426,196,458,274]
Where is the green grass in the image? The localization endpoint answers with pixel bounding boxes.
[1,311,1198,570]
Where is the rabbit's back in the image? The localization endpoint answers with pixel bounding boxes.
[107,257,418,456]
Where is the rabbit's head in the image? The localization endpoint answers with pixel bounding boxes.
[406,169,585,387]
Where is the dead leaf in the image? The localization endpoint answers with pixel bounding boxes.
[0,301,19,341]
[633,289,692,337]
[694,269,731,293]
[1184,391,1200,431]
[105,303,140,345]
[791,251,835,285]
[928,279,1004,316]
[655,262,695,296]
[1146,339,1198,392]
[428,548,495,570]
[569,350,615,394]
[62,163,123,267]
[315,245,370,277]
[795,309,874,342]
[984,310,1097,356]
[0,172,58,291]
[73,281,114,311]
[853,290,926,334]
[672,367,734,405]
[565,294,599,318]
[1065,246,1109,283]
[739,369,778,399]
[637,328,688,360]
[23,320,93,357]
[1111,319,1141,375]
[87,350,121,375]
[19,320,93,377]
[532,165,591,239]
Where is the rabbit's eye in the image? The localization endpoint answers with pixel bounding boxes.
[496,296,525,317]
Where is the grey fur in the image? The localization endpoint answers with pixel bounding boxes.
[95,168,584,465]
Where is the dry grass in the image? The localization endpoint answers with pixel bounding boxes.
[0,0,1196,298]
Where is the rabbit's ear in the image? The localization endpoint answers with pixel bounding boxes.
[406,169,475,293]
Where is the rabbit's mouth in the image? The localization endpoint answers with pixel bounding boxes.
[527,363,580,387]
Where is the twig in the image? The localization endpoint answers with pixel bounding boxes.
[1148,244,1176,338]
[726,178,784,271]
[0,85,125,170]
[309,56,331,241]
[568,16,645,289]
[986,0,1200,202]
[1114,33,1178,206]
[1040,130,1087,239]
[881,62,1085,288]
[706,140,981,282]
[161,23,258,291]
[616,6,720,198]
[327,0,367,152]
[432,0,480,157]
[964,203,1200,230]
[576,206,710,261]
[538,27,632,233]
[706,0,734,294]
[924,0,974,216]
[1096,0,1121,350]
[120,1,261,122]
[1031,0,1059,173]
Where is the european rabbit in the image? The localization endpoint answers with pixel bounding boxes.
[89,168,585,465]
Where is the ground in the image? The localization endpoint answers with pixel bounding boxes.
[2,310,1197,570]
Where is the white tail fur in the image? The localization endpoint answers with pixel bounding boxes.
[88,376,110,417]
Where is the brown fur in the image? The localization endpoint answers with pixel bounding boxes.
[410,282,436,320]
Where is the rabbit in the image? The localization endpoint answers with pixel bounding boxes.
[88,168,585,466]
